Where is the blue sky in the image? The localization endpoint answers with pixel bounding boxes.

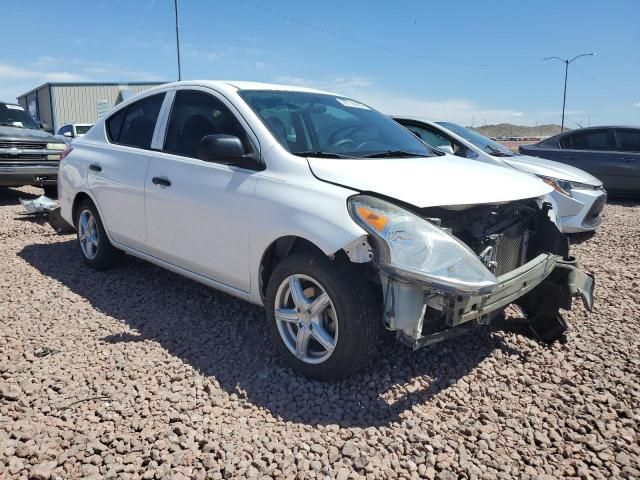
[2,0,638,126]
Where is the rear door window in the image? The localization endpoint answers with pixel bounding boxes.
[562,129,615,151]
[106,93,165,149]
[615,129,640,153]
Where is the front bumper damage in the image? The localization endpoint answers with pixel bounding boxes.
[380,253,594,349]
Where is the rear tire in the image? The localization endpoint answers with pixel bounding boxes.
[265,253,379,381]
[75,199,121,270]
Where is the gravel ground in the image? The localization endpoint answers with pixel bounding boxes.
[1,186,638,480]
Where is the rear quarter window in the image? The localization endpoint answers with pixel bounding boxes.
[106,109,125,143]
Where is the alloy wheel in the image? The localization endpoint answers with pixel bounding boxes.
[274,274,338,364]
[78,209,99,260]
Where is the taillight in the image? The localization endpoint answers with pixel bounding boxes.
[60,147,73,161]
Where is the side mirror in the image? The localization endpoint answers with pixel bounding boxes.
[434,144,454,155]
[63,131,73,138]
[197,134,263,170]
[39,121,50,131]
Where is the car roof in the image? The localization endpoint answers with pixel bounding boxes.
[150,80,339,96]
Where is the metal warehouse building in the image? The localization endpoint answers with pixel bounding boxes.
[17,82,166,133]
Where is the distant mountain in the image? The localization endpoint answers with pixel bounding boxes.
[468,123,569,138]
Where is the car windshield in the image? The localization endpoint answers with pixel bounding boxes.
[436,121,517,157]
[76,125,93,135]
[0,103,39,130]
[239,90,432,158]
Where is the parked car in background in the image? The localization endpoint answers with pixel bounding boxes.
[57,123,93,144]
[520,126,640,196]
[58,81,593,380]
[394,117,607,233]
[0,101,66,197]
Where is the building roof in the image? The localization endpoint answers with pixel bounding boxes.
[17,81,169,99]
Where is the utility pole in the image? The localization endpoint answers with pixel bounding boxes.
[174,0,182,81]
[542,53,595,132]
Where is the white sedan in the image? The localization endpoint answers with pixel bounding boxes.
[394,118,606,233]
[58,81,594,380]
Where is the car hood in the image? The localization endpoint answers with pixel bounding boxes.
[308,154,553,209]
[0,125,58,142]
[503,154,602,186]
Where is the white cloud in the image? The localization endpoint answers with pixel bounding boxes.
[0,59,162,102]
[0,63,86,82]
[273,75,527,124]
[633,102,640,108]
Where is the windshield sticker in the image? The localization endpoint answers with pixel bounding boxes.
[336,98,371,110]
[6,104,25,110]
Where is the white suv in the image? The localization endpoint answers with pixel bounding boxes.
[58,81,594,380]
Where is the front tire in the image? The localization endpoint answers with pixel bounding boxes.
[75,199,120,270]
[265,253,379,381]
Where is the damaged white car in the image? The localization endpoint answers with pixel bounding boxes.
[58,81,594,381]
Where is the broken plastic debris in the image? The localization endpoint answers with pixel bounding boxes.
[19,195,59,214]
[19,195,74,234]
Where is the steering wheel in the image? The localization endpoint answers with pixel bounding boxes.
[327,122,368,145]
[355,140,386,152]
[332,138,356,150]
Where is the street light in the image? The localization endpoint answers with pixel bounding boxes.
[542,53,595,132]
[174,0,182,81]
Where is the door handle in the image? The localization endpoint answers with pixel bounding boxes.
[152,176,171,187]
[89,163,102,172]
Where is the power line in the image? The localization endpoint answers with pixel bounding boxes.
[133,0,158,29]
[236,0,526,70]
[572,65,636,99]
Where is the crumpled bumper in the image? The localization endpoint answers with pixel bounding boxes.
[380,253,594,349]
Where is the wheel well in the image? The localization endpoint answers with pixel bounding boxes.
[258,236,382,304]
[259,236,337,301]
[71,192,92,227]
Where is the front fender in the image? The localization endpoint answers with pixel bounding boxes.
[248,175,365,304]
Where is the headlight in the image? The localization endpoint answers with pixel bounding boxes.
[564,180,599,191]
[348,195,498,294]
[46,143,66,151]
[538,176,571,197]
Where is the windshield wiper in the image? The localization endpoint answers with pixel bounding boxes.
[485,145,514,157]
[294,151,350,159]
[0,122,24,128]
[362,150,427,158]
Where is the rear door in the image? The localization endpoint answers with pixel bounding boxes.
[88,92,165,250]
[556,128,616,187]
[613,128,640,195]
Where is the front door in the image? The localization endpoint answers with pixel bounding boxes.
[144,88,260,292]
